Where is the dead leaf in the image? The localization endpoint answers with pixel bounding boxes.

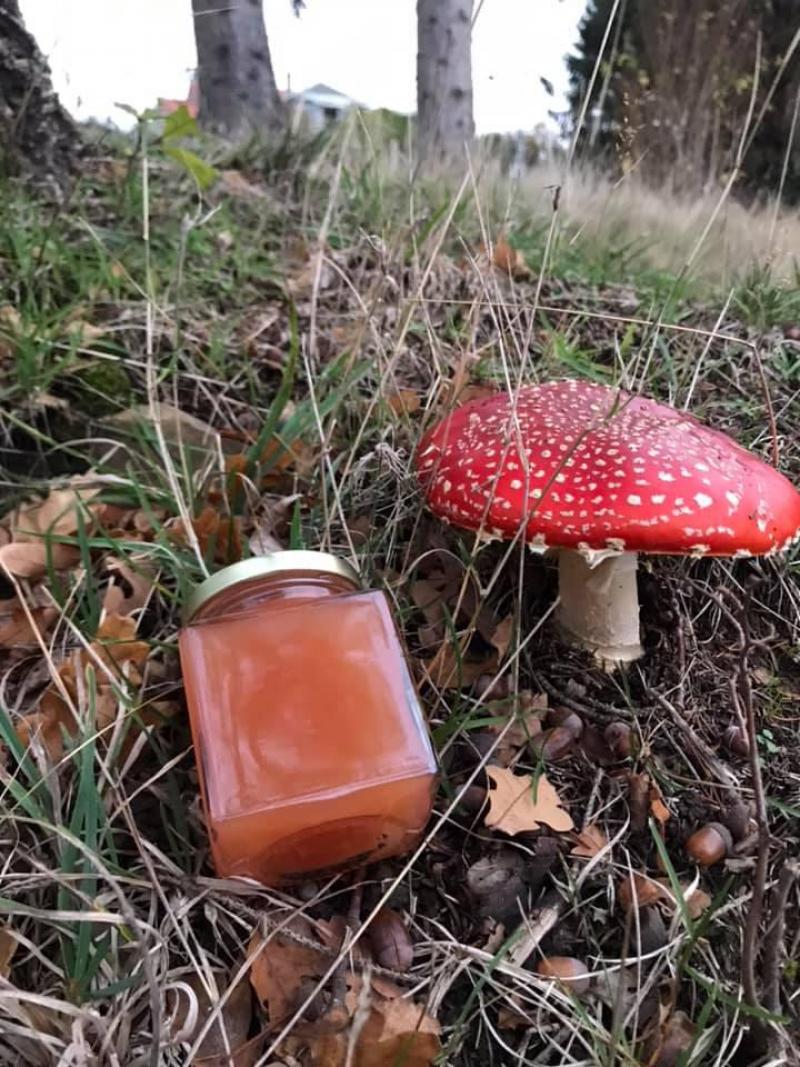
[94,613,150,673]
[571,824,609,859]
[649,782,671,827]
[287,249,336,297]
[102,558,155,616]
[0,925,18,978]
[349,996,440,1067]
[366,909,413,973]
[627,771,651,833]
[489,616,514,660]
[385,390,421,416]
[493,236,530,280]
[248,923,328,1026]
[0,603,57,648]
[685,886,712,919]
[168,971,256,1065]
[484,767,573,836]
[12,484,100,542]
[219,169,271,200]
[170,506,243,565]
[645,1009,695,1067]
[421,640,497,690]
[0,540,81,580]
[497,1005,530,1030]
[64,320,106,347]
[15,688,75,762]
[617,872,669,912]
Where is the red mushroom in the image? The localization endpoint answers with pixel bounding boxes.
[417,380,800,664]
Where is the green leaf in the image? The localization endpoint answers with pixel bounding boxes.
[162,104,198,142]
[163,146,217,191]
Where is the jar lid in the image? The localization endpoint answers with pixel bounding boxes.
[184,550,361,622]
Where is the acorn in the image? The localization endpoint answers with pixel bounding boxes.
[604,721,633,759]
[545,707,584,739]
[534,956,590,995]
[532,726,574,762]
[723,723,750,758]
[685,822,733,867]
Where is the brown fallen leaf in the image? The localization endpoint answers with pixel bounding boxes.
[248,922,328,1027]
[627,771,651,833]
[93,613,150,674]
[366,909,414,973]
[0,540,81,580]
[352,996,440,1067]
[645,1009,696,1067]
[421,639,497,690]
[16,687,76,762]
[287,249,336,297]
[170,506,243,565]
[168,971,256,1066]
[617,872,670,912]
[493,236,530,280]
[0,603,58,648]
[484,767,573,836]
[385,389,421,416]
[571,823,609,859]
[102,558,155,616]
[649,781,671,826]
[0,924,18,978]
[64,320,106,347]
[219,169,271,201]
[15,614,151,761]
[489,616,514,660]
[496,1005,530,1030]
[685,886,712,920]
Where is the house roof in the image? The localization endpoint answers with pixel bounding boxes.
[298,83,360,109]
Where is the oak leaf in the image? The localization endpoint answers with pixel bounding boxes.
[248,923,328,1026]
[571,823,609,858]
[493,236,530,280]
[484,767,573,836]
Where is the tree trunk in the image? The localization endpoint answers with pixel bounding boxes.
[0,0,80,197]
[416,0,474,165]
[191,0,284,140]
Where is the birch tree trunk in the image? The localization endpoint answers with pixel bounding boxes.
[416,0,475,165]
[191,0,284,139]
[0,0,80,196]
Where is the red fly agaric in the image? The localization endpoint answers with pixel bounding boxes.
[417,379,800,664]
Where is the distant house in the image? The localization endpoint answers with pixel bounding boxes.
[159,76,200,120]
[157,77,358,130]
[288,83,359,130]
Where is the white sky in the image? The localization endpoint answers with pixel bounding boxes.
[20,0,585,135]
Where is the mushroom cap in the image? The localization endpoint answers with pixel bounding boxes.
[417,380,800,556]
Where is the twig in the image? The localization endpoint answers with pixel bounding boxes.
[507,898,563,968]
[705,586,771,1014]
[751,341,780,467]
[762,860,800,1015]
[534,674,632,724]
[647,688,738,789]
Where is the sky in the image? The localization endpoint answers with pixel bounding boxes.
[20,0,586,136]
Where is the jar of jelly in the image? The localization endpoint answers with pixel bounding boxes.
[179,551,437,886]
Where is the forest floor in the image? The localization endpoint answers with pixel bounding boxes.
[1,120,799,1066]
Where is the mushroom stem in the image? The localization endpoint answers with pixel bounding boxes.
[556,550,643,666]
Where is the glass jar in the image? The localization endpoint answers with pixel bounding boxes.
[179,551,437,886]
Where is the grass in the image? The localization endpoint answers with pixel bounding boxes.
[0,113,799,1064]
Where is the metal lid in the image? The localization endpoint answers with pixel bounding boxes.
[184,550,361,622]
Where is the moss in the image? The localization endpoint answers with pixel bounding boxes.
[61,360,133,418]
